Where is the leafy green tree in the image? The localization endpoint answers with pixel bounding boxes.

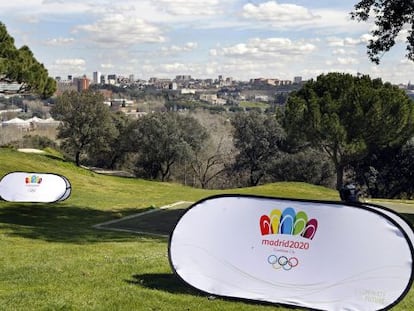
[231,111,286,186]
[270,148,335,188]
[85,111,132,169]
[352,138,414,198]
[126,112,208,181]
[50,90,118,166]
[0,22,56,97]
[351,1,414,63]
[284,72,414,189]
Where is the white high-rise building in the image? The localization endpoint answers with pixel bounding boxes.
[93,71,101,84]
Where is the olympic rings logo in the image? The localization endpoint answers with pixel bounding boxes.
[267,255,299,271]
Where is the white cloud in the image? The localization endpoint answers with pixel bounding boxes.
[325,56,360,67]
[100,63,114,69]
[50,58,86,76]
[0,0,92,15]
[3,1,412,84]
[161,42,198,54]
[153,0,224,16]
[18,15,40,24]
[336,57,360,65]
[45,37,75,46]
[400,59,414,66]
[327,34,372,47]
[240,3,366,33]
[397,28,411,43]
[215,37,316,58]
[42,0,65,4]
[209,49,218,57]
[160,62,189,72]
[242,1,319,25]
[74,14,165,46]
[332,48,347,55]
[55,58,85,66]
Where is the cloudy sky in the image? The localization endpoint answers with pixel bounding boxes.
[1,0,413,84]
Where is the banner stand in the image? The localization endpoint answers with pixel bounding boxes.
[169,194,414,311]
[0,171,72,203]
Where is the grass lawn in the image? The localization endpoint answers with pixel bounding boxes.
[0,148,413,310]
[239,101,270,111]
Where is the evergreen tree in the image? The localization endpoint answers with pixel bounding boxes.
[0,22,56,97]
[284,72,414,189]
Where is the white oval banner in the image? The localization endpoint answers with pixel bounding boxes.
[363,202,414,251]
[0,172,72,203]
[169,195,414,311]
[59,175,72,202]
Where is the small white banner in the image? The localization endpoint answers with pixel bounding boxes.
[169,195,414,311]
[0,172,71,203]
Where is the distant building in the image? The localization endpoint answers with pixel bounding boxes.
[73,75,90,92]
[199,93,226,105]
[294,76,303,84]
[175,75,192,81]
[93,71,101,84]
[97,89,112,100]
[0,82,22,94]
[55,80,77,96]
[149,77,172,89]
[255,95,269,102]
[169,82,178,90]
[250,78,292,86]
[181,88,196,95]
[107,74,117,85]
[225,77,233,85]
[100,74,107,85]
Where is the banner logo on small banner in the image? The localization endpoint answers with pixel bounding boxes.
[0,172,71,203]
[25,175,43,185]
[169,194,414,311]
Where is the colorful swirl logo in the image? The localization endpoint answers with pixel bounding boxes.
[260,207,318,239]
[268,255,299,271]
[25,175,42,185]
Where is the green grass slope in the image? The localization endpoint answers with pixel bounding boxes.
[0,148,340,208]
[0,148,412,311]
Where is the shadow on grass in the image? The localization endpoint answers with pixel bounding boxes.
[0,203,163,243]
[402,213,414,227]
[128,273,304,310]
[127,273,200,296]
[100,208,187,236]
[1,202,412,245]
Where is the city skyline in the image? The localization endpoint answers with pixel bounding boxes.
[1,1,414,84]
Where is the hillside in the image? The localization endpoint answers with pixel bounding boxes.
[0,147,340,210]
[1,148,412,311]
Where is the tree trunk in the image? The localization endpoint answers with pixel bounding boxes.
[336,164,344,190]
[75,151,81,167]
